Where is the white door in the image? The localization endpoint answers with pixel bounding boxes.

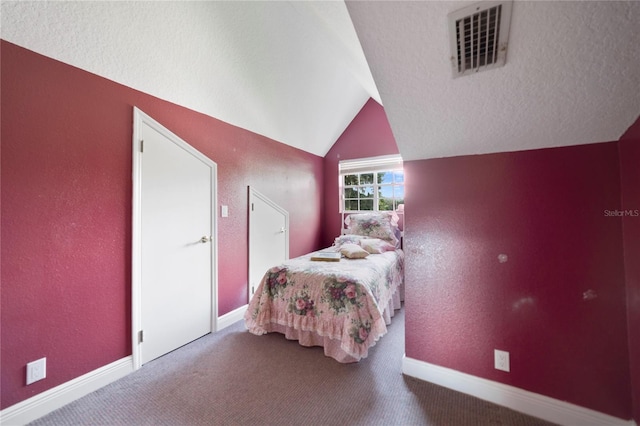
[248,187,288,299]
[132,108,217,367]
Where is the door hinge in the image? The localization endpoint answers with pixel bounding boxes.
[138,330,144,343]
[140,140,144,153]
[252,285,255,294]
[251,203,254,211]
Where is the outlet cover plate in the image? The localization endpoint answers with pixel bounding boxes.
[26,357,47,385]
[494,349,510,372]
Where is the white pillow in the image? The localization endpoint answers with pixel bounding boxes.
[332,234,367,249]
[339,243,369,259]
[359,238,396,254]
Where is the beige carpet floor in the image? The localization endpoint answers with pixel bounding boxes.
[30,307,557,426]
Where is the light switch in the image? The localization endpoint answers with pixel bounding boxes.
[221,205,229,217]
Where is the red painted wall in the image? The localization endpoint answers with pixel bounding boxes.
[619,116,640,422]
[322,98,399,246]
[1,41,323,409]
[403,142,632,419]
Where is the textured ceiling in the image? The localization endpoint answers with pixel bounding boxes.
[347,0,640,160]
[2,1,639,161]
[0,0,378,157]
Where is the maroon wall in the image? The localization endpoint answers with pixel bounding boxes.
[1,41,323,409]
[322,98,399,246]
[619,116,640,422]
[403,142,632,419]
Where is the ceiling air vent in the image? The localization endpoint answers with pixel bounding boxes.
[448,1,513,78]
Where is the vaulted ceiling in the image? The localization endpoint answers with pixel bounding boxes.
[1,1,379,157]
[2,1,639,161]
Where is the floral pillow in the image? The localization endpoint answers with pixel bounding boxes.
[345,212,400,247]
[359,238,396,254]
[339,243,370,259]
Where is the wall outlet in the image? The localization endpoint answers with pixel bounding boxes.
[494,349,510,372]
[26,357,47,385]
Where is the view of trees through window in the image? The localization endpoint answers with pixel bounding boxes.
[342,170,404,212]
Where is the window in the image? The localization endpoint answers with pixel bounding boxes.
[339,155,404,212]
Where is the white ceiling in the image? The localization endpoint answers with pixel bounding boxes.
[2,1,639,161]
[347,0,640,160]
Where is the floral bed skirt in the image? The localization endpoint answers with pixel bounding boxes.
[244,248,404,363]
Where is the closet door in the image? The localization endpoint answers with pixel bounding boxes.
[248,187,288,299]
[133,108,217,367]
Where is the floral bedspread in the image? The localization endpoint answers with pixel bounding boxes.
[244,249,404,362]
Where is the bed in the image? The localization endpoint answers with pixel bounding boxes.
[244,212,404,363]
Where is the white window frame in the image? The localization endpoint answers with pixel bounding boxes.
[338,154,404,213]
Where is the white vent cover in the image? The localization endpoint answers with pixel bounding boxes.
[448,1,513,78]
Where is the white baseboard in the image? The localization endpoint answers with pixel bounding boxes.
[217,304,247,330]
[402,355,636,426]
[0,356,133,426]
[0,307,246,426]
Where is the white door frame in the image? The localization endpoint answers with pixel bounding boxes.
[248,186,289,299]
[131,107,218,370]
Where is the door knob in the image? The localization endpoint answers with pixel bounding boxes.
[279,228,286,233]
[200,236,211,243]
